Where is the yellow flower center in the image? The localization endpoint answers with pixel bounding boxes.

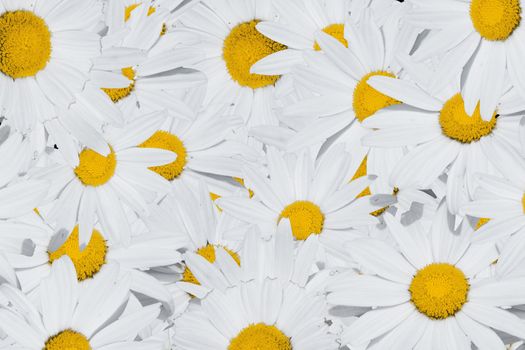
[313,23,348,51]
[74,147,117,187]
[475,217,490,229]
[279,201,324,240]
[522,193,525,213]
[124,3,166,35]
[349,156,399,216]
[182,244,240,285]
[228,323,292,350]
[124,3,157,21]
[101,67,136,103]
[470,0,521,41]
[139,130,187,181]
[0,10,51,79]
[351,156,371,198]
[409,263,469,319]
[353,71,401,123]
[439,93,497,143]
[48,226,107,281]
[223,20,287,89]
[44,330,91,350]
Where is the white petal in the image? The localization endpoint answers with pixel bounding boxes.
[462,302,525,339]
[41,256,78,335]
[367,76,443,111]
[342,303,414,346]
[455,311,505,350]
[118,147,177,167]
[90,304,160,347]
[250,49,304,75]
[327,275,410,307]
[347,238,414,283]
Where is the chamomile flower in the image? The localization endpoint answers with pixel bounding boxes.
[136,93,260,197]
[173,231,338,350]
[274,11,420,205]
[0,209,182,313]
[96,0,206,118]
[0,256,164,350]
[0,0,103,132]
[146,181,244,299]
[252,0,413,76]
[174,278,338,350]
[181,216,327,296]
[361,74,521,215]
[327,203,525,349]
[250,0,355,76]
[217,145,381,264]
[175,0,292,126]
[280,9,418,151]
[460,144,525,244]
[31,110,177,246]
[406,0,525,120]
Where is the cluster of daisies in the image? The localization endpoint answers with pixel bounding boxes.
[3,0,525,349]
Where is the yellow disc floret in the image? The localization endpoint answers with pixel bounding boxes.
[228,323,292,350]
[279,201,324,240]
[139,131,187,181]
[353,71,401,122]
[522,193,525,213]
[182,244,240,285]
[48,226,107,281]
[313,23,348,50]
[124,3,166,35]
[475,217,490,229]
[102,67,136,103]
[74,147,116,186]
[409,263,469,319]
[470,0,521,41]
[0,10,51,79]
[351,156,371,198]
[124,3,157,21]
[223,20,287,89]
[44,330,91,350]
[439,93,497,143]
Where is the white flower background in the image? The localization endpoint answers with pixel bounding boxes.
[1,0,525,349]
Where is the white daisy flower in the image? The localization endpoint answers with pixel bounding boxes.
[269,10,421,205]
[173,278,338,350]
[406,0,525,120]
[0,256,164,350]
[146,181,245,299]
[181,217,327,295]
[460,143,525,244]
[216,145,381,264]
[278,8,418,151]
[361,74,521,215]
[97,0,206,118]
[0,179,49,220]
[136,93,261,197]
[0,209,182,313]
[327,203,525,349]
[175,0,292,126]
[31,110,177,246]
[252,0,413,76]
[173,224,338,350]
[250,0,355,76]
[0,0,103,132]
